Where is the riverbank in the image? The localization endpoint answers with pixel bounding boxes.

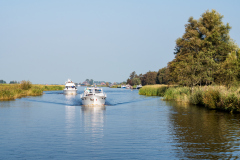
[0,84,64,101]
[139,85,240,113]
[110,85,137,89]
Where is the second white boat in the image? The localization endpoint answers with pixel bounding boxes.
[63,79,77,95]
[80,87,107,106]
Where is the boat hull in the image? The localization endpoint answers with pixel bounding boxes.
[63,89,77,95]
[81,95,106,106]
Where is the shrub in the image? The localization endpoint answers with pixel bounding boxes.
[157,86,168,96]
[0,90,14,100]
[190,89,204,105]
[202,89,220,109]
[31,88,43,96]
[222,94,240,112]
[44,86,49,90]
[20,80,32,90]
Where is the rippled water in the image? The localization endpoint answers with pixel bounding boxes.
[0,87,240,159]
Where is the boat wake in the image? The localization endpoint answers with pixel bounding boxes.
[105,97,154,106]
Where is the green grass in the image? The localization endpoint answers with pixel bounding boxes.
[110,85,121,88]
[139,85,240,113]
[139,85,170,96]
[0,83,64,101]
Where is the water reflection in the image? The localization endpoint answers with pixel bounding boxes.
[166,101,240,159]
[80,106,106,142]
[65,106,76,136]
[65,94,76,103]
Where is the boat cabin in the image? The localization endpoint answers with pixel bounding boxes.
[85,88,103,95]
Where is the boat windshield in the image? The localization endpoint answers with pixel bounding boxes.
[65,86,75,88]
[86,89,93,93]
[85,88,102,93]
[95,89,102,93]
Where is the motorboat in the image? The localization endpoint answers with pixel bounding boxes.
[136,84,142,89]
[63,79,77,95]
[121,85,126,88]
[80,87,107,105]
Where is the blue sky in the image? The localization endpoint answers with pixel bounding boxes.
[1,0,239,84]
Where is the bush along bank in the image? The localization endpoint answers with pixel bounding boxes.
[139,85,240,113]
[0,81,64,101]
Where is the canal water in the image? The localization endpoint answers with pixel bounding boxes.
[0,87,240,159]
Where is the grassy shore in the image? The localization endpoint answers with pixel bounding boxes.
[139,85,240,113]
[0,84,64,101]
[110,85,121,88]
[139,84,170,96]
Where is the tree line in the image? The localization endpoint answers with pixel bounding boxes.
[127,10,240,88]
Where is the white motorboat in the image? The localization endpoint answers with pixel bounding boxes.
[126,84,131,89]
[136,84,142,89]
[80,87,107,105]
[63,79,77,95]
[121,85,126,88]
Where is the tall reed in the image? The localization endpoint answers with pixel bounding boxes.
[139,85,169,96]
[164,86,240,112]
[139,84,240,112]
[0,83,64,101]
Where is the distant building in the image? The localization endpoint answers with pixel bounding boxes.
[94,81,106,85]
[82,81,90,86]
[101,82,106,85]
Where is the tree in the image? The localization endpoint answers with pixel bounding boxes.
[129,71,137,80]
[126,78,132,85]
[156,67,167,84]
[127,71,140,85]
[141,71,157,86]
[168,9,237,88]
[132,77,141,85]
[217,51,239,87]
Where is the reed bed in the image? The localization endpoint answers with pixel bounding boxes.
[0,84,64,101]
[110,85,121,88]
[139,85,170,96]
[139,85,240,113]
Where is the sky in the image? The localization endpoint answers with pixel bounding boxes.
[1,0,240,84]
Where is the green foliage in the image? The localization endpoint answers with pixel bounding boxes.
[132,77,141,85]
[157,86,168,96]
[129,71,137,80]
[159,85,240,112]
[168,9,239,87]
[127,71,141,86]
[156,67,168,84]
[216,51,240,86]
[139,85,169,96]
[141,71,158,86]
[222,94,240,112]
[110,85,120,88]
[0,84,64,101]
[139,86,158,96]
[20,80,32,90]
[164,87,190,101]
[189,89,204,105]
[42,85,64,91]
[202,89,220,109]
[0,90,14,100]
[30,86,43,96]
